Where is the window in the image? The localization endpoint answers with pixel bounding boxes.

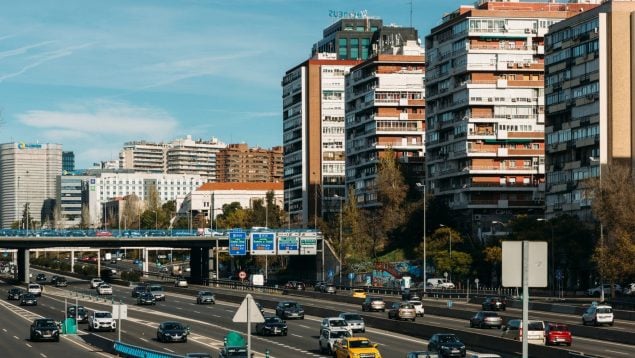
[338,38,348,58]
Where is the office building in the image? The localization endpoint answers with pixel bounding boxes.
[55,175,89,229]
[545,0,632,220]
[345,40,426,208]
[424,0,598,239]
[216,144,283,183]
[62,151,75,172]
[119,140,167,173]
[0,142,62,228]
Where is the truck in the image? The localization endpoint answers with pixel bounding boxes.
[103,253,112,261]
[218,331,248,358]
[250,274,264,287]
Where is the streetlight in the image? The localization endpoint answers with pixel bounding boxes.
[440,224,452,281]
[334,194,344,286]
[537,218,555,296]
[416,182,427,294]
[590,156,605,302]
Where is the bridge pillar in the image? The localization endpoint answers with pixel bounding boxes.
[189,247,210,284]
[17,248,30,283]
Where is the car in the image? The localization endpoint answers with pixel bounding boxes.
[137,292,157,305]
[352,288,367,299]
[284,281,306,291]
[322,283,337,294]
[320,317,352,335]
[20,293,38,306]
[275,301,305,320]
[27,283,42,297]
[427,333,466,358]
[481,297,507,311]
[319,328,352,355]
[196,291,216,304]
[95,230,113,237]
[338,312,366,333]
[333,337,382,358]
[88,311,116,332]
[427,278,456,289]
[90,278,104,289]
[157,321,189,343]
[67,305,88,323]
[55,277,68,287]
[582,304,614,326]
[501,319,545,345]
[255,316,288,336]
[407,352,440,358]
[35,273,47,283]
[314,281,326,291]
[388,301,417,321]
[7,288,23,300]
[545,322,572,346]
[362,296,386,312]
[469,311,502,329]
[409,300,425,317]
[587,284,622,296]
[148,284,166,301]
[97,283,113,295]
[131,285,147,297]
[625,283,635,295]
[175,277,188,287]
[30,318,60,342]
[255,302,265,316]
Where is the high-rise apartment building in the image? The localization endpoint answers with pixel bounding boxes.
[345,40,426,208]
[119,140,167,172]
[0,142,62,228]
[62,151,75,172]
[216,144,283,183]
[424,0,597,239]
[545,0,631,220]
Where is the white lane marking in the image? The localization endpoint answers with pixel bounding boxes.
[605,350,629,355]
[40,354,47,358]
[291,333,302,338]
[2,328,6,332]
[298,325,311,329]
[139,338,148,342]
[163,348,175,353]
[212,314,221,318]
[13,335,19,339]
[193,311,200,314]
[26,343,32,347]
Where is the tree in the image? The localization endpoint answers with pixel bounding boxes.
[80,205,91,229]
[121,194,142,230]
[51,204,62,230]
[416,226,472,281]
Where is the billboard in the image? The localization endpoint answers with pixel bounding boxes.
[300,232,318,255]
[277,234,299,255]
[250,232,276,255]
[228,231,247,256]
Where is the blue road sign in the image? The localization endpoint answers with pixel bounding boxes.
[229,231,247,256]
[250,232,276,255]
[348,272,355,280]
[328,269,334,279]
[555,269,563,281]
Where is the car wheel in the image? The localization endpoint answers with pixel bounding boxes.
[469,321,474,328]
[283,331,287,336]
[411,318,415,322]
[55,336,60,342]
[593,318,598,326]
[183,337,187,343]
[609,322,614,326]
[582,318,586,325]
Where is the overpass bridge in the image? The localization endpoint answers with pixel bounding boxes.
[0,229,325,283]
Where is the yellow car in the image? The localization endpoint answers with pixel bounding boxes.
[333,337,381,358]
[352,289,367,299]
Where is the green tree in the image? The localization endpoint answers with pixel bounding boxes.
[417,226,472,281]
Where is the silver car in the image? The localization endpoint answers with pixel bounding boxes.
[469,311,503,329]
[339,312,365,333]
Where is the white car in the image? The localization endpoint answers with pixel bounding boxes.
[97,284,113,295]
[27,283,42,297]
[587,284,622,296]
[625,283,635,296]
[174,277,188,287]
[90,278,104,289]
[409,300,425,317]
[320,317,352,335]
[318,328,352,355]
[88,311,116,331]
[338,312,365,333]
[582,304,614,326]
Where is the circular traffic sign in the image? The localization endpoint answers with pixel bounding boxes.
[238,271,247,280]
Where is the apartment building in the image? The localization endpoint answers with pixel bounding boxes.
[345,40,426,208]
[119,140,167,172]
[216,143,283,183]
[0,142,62,228]
[55,175,89,228]
[545,0,633,220]
[424,0,598,239]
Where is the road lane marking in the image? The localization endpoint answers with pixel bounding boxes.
[13,335,19,339]
[291,333,302,338]
[40,354,47,358]
[163,348,175,353]
[606,350,629,355]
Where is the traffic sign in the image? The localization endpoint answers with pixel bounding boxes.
[238,271,247,280]
[232,294,265,323]
[348,272,355,280]
[250,232,276,255]
[328,269,334,279]
[229,231,247,256]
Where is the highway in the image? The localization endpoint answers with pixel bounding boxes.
[3,271,635,358]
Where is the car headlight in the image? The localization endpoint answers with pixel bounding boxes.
[460,346,466,350]
[441,345,448,350]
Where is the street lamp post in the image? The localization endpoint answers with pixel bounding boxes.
[416,183,427,294]
[440,224,452,282]
[590,156,605,302]
[334,194,343,286]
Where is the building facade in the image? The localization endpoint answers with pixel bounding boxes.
[56,175,89,229]
[62,151,75,172]
[216,143,283,183]
[424,0,597,240]
[345,40,426,208]
[0,143,62,228]
[545,0,633,220]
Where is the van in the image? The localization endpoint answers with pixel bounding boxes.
[501,319,545,345]
[427,278,455,289]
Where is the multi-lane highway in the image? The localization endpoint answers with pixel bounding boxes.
[2,271,635,358]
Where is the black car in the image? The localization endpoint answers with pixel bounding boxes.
[284,281,306,291]
[67,305,88,323]
[7,288,23,300]
[30,318,60,342]
[131,285,147,298]
[36,273,47,283]
[156,321,189,343]
[275,301,305,320]
[20,293,38,306]
[50,275,60,285]
[55,277,68,287]
[428,333,466,358]
[196,291,216,304]
[138,292,157,305]
[255,302,265,316]
[481,296,507,311]
[255,316,288,336]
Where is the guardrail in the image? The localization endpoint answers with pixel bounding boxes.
[113,340,186,358]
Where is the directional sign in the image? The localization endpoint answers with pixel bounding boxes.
[112,304,128,319]
[232,294,265,323]
[277,235,299,255]
[229,231,247,256]
[300,232,318,255]
[250,232,276,255]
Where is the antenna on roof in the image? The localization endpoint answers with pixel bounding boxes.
[409,0,413,28]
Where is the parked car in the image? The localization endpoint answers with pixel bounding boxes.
[333,337,382,358]
[156,321,190,343]
[362,296,386,312]
[137,292,157,305]
[20,293,38,306]
[196,291,216,304]
[27,283,42,297]
[275,301,305,320]
[587,284,622,296]
[255,316,288,336]
[427,278,456,289]
[90,278,104,289]
[409,300,425,317]
[30,318,60,342]
[427,333,466,358]
[319,328,352,355]
[481,297,507,311]
[88,311,116,332]
[97,283,113,295]
[469,311,502,329]
[625,283,635,295]
[339,312,365,333]
[501,319,545,345]
[67,305,88,323]
[388,302,416,321]
[582,304,614,326]
[320,317,352,335]
[545,322,572,346]
[7,288,23,300]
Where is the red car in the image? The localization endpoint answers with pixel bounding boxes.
[96,230,113,237]
[545,323,572,346]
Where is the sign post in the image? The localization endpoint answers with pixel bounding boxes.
[232,294,265,358]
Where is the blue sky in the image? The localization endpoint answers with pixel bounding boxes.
[0,0,465,168]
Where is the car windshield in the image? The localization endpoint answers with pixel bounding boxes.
[483,312,499,317]
[35,320,57,328]
[342,314,362,321]
[29,284,40,289]
[439,335,459,343]
[142,293,154,298]
[150,286,163,292]
[370,297,383,302]
[200,291,213,296]
[409,301,421,306]
[597,307,613,313]
[265,317,283,324]
[349,340,373,348]
[330,320,347,327]
[400,303,414,309]
[549,324,568,332]
[163,322,183,330]
[283,302,298,308]
[330,330,351,339]
[95,312,112,318]
[528,322,544,330]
